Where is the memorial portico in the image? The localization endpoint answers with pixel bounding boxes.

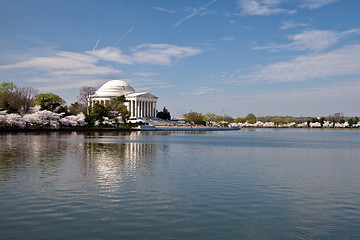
[126,93,157,118]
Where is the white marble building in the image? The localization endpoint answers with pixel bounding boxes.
[88,80,158,118]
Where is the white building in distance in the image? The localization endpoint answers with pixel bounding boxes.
[88,80,158,119]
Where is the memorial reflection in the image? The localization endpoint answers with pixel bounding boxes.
[82,132,159,185]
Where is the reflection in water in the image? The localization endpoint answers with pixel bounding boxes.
[83,133,158,187]
[1,130,360,239]
[0,132,69,180]
[0,132,162,186]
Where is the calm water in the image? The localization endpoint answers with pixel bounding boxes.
[1,129,359,239]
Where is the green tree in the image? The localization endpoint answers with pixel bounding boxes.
[0,82,36,113]
[354,117,359,124]
[214,115,224,123]
[156,107,171,120]
[55,105,70,116]
[272,116,285,125]
[0,82,17,94]
[183,111,204,125]
[329,113,344,123]
[319,117,326,127]
[203,113,217,123]
[245,113,257,124]
[0,82,19,113]
[284,117,296,124]
[114,95,127,103]
[106,97,130,123]
[223,115,234,123]
[89,103,109,125]
[311,118,319,123]
[34,93,66,111]
[234,117,246,123]
[68,102,86,115]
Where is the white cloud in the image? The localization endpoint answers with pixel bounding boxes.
[0,50,121,76]
[27,78,54,83]
[280,20,309,30]
[237,0,296,16]
[285,30,339,51]
[1,51,94,70]
[253,28,360,52]
[87,47,133,64]
[1,44,202,73]
[0,44,202,92]
[240,44,360,83]
[131,44,202,65]
[88,44,201,65]
[132,72,159,77]
[300,0,339,9]
[222,37,236,41]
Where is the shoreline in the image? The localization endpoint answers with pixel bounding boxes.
[0,126,240,132]
[1,126,358,133]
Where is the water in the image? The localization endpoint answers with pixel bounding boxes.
[1,129,359,239]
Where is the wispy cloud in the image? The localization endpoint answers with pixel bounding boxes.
[37,79,108,91]
[114,26,136,47]
[174,0,217,27]
[300,0,339,9]
[155,7,176,14]
[237,0,339,16]
[238,44,360,83]
[280,20,309,30]
[237,0,296,16]
[131,78,173,92]
[92,38,101,51]
[190,86,217,95]
[253,28,360,52]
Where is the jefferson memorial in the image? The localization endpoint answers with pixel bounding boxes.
[88,80,158,119]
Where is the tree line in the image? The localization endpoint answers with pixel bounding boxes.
[181,111,360,128]
[0,82,130,128]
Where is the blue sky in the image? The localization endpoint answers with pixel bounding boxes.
[0,0,359,117]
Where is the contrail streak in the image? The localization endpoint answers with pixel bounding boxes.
[114,26,136,47]
[92,38,101,51]
[174,0,217,27]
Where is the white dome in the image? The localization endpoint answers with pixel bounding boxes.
[95,80,135,97]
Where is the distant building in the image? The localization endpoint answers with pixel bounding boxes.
[88,80,158,118]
